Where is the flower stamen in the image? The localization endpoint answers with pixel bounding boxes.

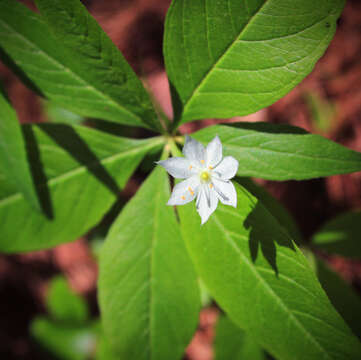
[158,135,239,224]
[200,171,210,183]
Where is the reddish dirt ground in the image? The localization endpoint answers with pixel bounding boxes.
[0,1,361,359]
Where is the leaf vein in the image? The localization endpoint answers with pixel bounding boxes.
[212,216,332,360]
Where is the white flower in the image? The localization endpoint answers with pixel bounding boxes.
[158,136,239,224]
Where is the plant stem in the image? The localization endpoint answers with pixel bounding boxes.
[167,137,183,157]
[159,142,170,160]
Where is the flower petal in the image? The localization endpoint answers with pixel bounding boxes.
[196,185,218,225]
[183,136,206,167]
[157,157,195,179]
[213,156,238,180]
[212,178,237,208]
[206,135,222,168]
[167,176,199,205]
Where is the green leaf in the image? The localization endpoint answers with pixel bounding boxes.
[178,182,361,360]
[237,177,302,243]
[199,279,212,308]
[0,124,163,253]
[47,276,89,324]
[31,318,98,360]
[312,211,361,258]
[215,315,265,360]
[0,83,40,211]
[315,258,361,338]
[0,0,159,131]
[164,0,344,124]
[98,166,200,360]
[96,336,119,360]
[192,123,361,180]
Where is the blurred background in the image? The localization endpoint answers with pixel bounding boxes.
[0,0,361,359]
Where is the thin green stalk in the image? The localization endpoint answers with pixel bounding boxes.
[167,137,183,157]
[160,141,171,160]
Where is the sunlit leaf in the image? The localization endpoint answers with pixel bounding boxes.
[164,0,344,124]
[0,124,163,253]
[178,182,361,360]
[96,335,119,360]
[0,83,40,211]
[0,0,159,130]
[193,123,361,180]
[99,166,200,360]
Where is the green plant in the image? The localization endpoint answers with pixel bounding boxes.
[1,1,360,359]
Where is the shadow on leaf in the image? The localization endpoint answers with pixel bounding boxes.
[168,80,183,128]
[39,124,121,196]
[22,123,121,220]
[23,125,53,219]
[244,201,296,276]
[0,47,45,97]
[227,122,308,135]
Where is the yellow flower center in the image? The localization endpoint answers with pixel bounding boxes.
[200,171,211,183]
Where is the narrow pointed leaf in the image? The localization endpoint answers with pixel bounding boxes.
[98,166,200,360]
[0,124,163,253]
[215,315,265,360]
[0,84,41,211]
[312,211,361,258]
[0,0,159,131]
[164,0,344,124]
[192,123,361,180]
[178,183,361,360]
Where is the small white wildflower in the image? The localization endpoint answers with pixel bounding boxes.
[158,136,239,224]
